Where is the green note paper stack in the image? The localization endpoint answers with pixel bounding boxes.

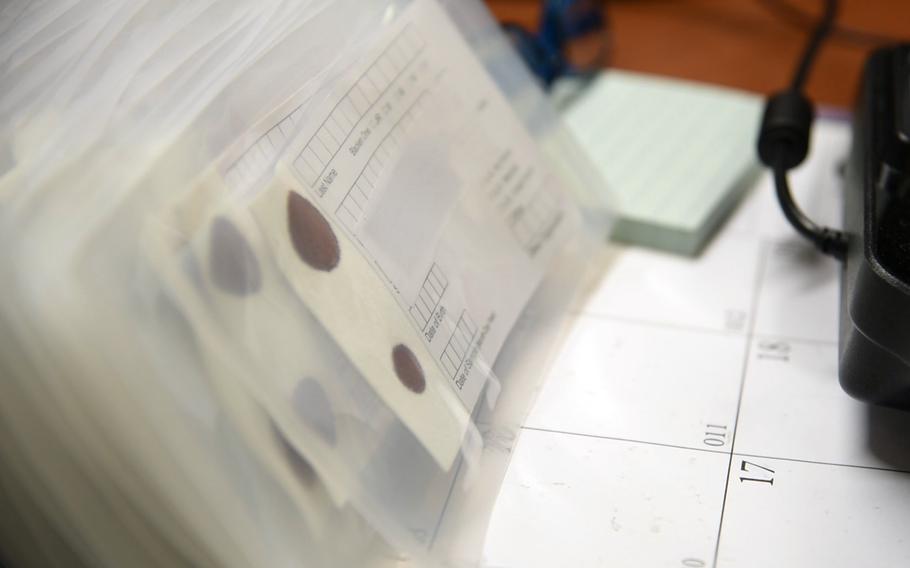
[563,70,763,255]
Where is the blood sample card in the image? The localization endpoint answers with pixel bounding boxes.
[482,120,910,567]
[160,0,583,481]
[278,0,578,414]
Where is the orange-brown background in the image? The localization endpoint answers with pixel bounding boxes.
[484,0,910,108]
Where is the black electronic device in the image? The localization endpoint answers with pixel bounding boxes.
[839,44,910,408]
[757,0,910,409]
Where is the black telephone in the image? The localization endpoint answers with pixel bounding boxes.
[756,0,910,409]
[839,44,910,408]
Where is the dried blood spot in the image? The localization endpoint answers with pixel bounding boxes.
[292,378,336,445]
[287,192,339,271]
[392,344,425,394]
[209,217,261,295]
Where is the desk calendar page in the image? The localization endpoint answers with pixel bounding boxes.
[481,119,910,567]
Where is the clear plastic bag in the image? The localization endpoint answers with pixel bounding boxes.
[0,1,612,566]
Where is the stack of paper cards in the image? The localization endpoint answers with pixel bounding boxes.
[0,0,610,566]
[563,70,763,255]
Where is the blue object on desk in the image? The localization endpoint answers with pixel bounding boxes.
[501,0,607,88]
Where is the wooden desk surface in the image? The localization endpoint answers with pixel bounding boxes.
[485,0,910,109]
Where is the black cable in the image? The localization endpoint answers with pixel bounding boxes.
[773,164,847,260]
[757,0,847,260]
[759,0,908,47]
[789,0,837,91]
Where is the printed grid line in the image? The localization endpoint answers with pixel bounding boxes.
[522,426,731,456]
[514,235,878,566]
[733,452,910,476]
[293,25,426,187]
[517,429,910,477]
[564,310,841,348]
[710,242,770,568]
[410,264,449,330]
[519,427,910,482]
[334,91,428,231]
[223,102,308,194]
[440,311,478,379]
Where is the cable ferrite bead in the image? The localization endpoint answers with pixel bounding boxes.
[757,90,815,171]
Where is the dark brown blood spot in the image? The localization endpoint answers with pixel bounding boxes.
[292,378,336,445]
[287,192,339,271]
[392,344,425,394]
[209,216,261,296]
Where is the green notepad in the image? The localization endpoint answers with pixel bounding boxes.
[563,70,763,255]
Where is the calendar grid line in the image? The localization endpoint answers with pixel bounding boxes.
[567,311,746,338]
[711,243,771,568]
[520,426,730,456]
[733,452,910,476]
[482,123,895,566]
[567,310,840,348]
[749,333,838,347]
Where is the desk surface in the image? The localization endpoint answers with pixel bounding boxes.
[481,117,910,568]
[485,0,910,109]
[479,5,910,566]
